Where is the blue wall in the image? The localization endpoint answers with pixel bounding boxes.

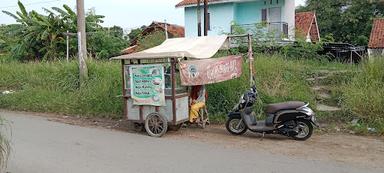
[234,0,285,25]
[184,0,286,37]
[234,1,263,25]
[185,3,234,37]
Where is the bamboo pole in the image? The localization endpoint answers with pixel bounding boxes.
[248,34,254,86]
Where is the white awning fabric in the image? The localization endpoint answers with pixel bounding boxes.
[111,36,228,60]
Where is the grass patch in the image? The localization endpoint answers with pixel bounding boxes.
[340,58,384,134]
[0,60,123,118]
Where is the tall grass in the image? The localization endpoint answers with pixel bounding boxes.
[0,60,123,118]
[0,116,10,172]
[341,58,384,133]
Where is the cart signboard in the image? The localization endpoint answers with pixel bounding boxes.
[129,65,165,106]
[179,55,243,86]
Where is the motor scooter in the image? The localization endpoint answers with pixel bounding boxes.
[225,85,318,140]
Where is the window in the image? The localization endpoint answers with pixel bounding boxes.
[208,12,211,31]
[283,23,288,37]
[262,9,267,22]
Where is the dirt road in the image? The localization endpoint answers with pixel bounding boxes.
[2,110,384,173]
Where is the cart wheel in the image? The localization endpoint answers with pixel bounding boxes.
[145,113,168,137]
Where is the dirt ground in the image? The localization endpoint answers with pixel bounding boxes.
[3,109,384,169]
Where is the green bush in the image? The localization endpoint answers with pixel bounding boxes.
[280,40,324,60]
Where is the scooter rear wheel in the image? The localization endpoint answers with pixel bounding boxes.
[292,120,313,141]
[226,117,247,135]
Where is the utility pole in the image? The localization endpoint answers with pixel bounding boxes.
[197,0,202,36]
[203,0,208,36]
[76,0,88,84]
[66,30,69,62]
[164,19,168,39]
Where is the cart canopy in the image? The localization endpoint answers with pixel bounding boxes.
[111,36,228,60]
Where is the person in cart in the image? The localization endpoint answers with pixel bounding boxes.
[189,85,207,123]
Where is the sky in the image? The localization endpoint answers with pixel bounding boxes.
[0,0,306,30]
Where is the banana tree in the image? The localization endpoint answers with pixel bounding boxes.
[2,1,106,61]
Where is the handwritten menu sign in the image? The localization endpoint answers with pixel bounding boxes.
[179,55,243,86]
[130,65,165,106]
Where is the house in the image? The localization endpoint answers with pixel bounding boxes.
[295,11,320,42]
[368,18,384,57]
[176,0,296,40]
[128,21,185,47]
[122,21,185,54]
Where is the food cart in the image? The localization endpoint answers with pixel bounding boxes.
[111,35,253,137]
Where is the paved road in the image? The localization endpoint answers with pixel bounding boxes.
[2,111,383,173]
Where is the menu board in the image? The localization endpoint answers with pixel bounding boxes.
[129,65,165,106]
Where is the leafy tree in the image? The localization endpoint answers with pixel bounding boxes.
[2,1,76,60]
[107,25,125,38]
[2,1,128,61]
[127,25,146,44]
[297,0,384,45]
[88,29,128,59]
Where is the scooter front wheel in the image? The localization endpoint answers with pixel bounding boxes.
[226,117,247,135]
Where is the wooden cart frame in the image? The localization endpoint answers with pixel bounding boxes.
[120,58,189,126]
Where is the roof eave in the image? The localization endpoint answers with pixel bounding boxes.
[175,0,255,8]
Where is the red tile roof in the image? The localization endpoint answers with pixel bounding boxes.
[150,21,185,38]
[369,18,384,48]
[129,21,185,46]
[295,11,320,42]
[121,45,138,55]
[176,0,223,7]
[122,22,185,54]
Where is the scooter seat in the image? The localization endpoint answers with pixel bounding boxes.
[266,101,306,114]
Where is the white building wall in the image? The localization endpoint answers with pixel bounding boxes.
[282,0,295,40]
